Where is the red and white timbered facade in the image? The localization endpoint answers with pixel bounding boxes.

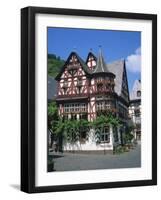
[54,50,130,151]
[55,51,117,122]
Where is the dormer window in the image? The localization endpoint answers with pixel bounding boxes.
[137,90,141,97]
[97,82,103,92]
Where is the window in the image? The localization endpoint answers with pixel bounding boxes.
[75,104,79,112]
[100,127,110,143]
[81,103,86,112]
[134,109,140,117]
[71,104,74,112]
[64,103,87,113]
[96,101,111,111]
[105,102,111,109]
[64,104,69,113]
[137,90,141,97]
[96,102,104,111]
[97,83,103,92]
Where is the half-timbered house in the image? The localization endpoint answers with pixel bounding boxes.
[55,49,130,153]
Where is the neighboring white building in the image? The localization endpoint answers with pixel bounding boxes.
[129,80,141,141]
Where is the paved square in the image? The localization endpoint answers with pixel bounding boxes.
[49,144,141,172]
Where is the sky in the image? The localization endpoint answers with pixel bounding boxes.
[48,27,141,93]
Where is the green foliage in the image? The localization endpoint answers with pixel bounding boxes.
[48,155,54,164]
[47,155,54,172]
[92,114,120,129]
[123,132,134,144]
[48,101,59,133]
[64,120,80,143]
[48,54,57,59]
[54,119,90,143]
[123,125,134,144]
[113,145,129,154]
[48,54,65,77]
[78,119,90,132]
[48,102,90,145]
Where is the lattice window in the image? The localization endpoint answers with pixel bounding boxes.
[96,101,111,111]
[100,127,110,143]
[64,103,87,113]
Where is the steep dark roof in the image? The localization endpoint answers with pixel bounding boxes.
[52,51,129,99]
[55,52,91,80]
[130,80,141,101]
[48,76,57,101]
[76,52,92,75]
[107,60,124,96]
[93,49,109,74]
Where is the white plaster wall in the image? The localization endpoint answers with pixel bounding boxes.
[63,129,114,151]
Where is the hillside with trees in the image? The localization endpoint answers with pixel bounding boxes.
[48,54,65,77]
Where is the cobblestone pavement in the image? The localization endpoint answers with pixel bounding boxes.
[49,144,141,172]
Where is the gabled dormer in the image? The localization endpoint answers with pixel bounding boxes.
[55,52,91,97]
[130,79,141,101]
[86,51,97,71]
[55,51,91,81]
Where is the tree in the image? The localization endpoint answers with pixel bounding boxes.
[123,124,134,144]
[53,118,90,152]
[55,119,90,143]
[48,53,65,77]
[48,101,59,148]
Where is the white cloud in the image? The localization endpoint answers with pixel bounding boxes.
[126,47,141,73]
